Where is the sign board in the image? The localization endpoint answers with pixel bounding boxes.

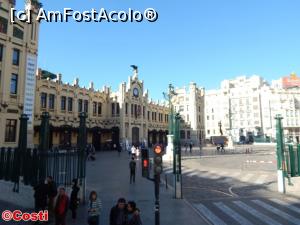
[23,53,37,129]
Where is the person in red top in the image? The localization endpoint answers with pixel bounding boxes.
[55,187,69,225]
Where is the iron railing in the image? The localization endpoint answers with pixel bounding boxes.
[0,147,86,189]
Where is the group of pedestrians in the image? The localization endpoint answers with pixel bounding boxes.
[110,198,142,225]
[33,176,81,225]
[126,145,141,158]
[88,195,142,225]
[184,141,194,153]
[34,177,142,225]
[33,176,58,215]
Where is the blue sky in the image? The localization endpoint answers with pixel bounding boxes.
[17,0,300,100]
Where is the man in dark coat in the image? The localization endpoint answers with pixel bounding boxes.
[33,180,48,212]
[129,158,136,184]
[189,141,193,153]
[47,176,58,213]
[110,198,127,225]
[69,179,80,219]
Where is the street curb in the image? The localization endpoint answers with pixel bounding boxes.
[183,198,212,225]
[181,152,275,160]
[160,174,211,225]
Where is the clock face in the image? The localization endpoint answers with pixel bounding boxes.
[133,88,139,97]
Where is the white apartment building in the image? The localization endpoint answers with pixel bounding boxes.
[205,74,300,144]
[205,89,230,138]
[205,75,269,143]
[172,83,205,146]
[261,74,300,143]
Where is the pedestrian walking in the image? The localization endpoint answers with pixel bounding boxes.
[110,198,127,225]
[189,141,193,153]
[33,180,48,212]
[88,144,96,161]
[69,179,80,220]
[117,144,122,157]
[46,176,58,213]
[126,141,131,155]
[88,191,102,225]
[221,143,225,152]
[129,157,136,184]
[184,143,188,152]
[127,201,142,225]
[131,145,136,159]
[54,187,69,225]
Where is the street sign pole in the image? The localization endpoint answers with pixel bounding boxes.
[154,174,160,225]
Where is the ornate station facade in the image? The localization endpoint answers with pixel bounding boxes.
[0,0,202,149]
[34,68,169,150]
[0,0,40,147]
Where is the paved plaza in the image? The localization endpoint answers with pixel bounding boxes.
[0,150,206,225]
[1,145,300,225]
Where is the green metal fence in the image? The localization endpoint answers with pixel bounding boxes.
[0,147,86,188]
[284,144,300,178]
[275,114,300,190]
[46,149,86,186]
[0,112,87,194]
[0,147,15,182]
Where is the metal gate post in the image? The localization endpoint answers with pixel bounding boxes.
[275,115,286,194]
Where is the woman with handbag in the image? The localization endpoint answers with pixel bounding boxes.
[88,191,102,225]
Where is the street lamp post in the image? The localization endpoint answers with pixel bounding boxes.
[12,114,29,192]
[39,112,50,183]
[174,113,182,199]
[218,121,223,136]
[168,84,175,136]
[275,114,286,193]
[163,84,182,199]
[78,112,87,203]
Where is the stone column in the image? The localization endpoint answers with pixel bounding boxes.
[163,135,174,162]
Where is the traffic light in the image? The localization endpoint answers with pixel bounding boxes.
[141,148,149,178]
[153,144,164,175]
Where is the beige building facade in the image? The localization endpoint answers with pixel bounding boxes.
[0,0,40,147]
[34,68,169,150]
[172,83,205,146]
